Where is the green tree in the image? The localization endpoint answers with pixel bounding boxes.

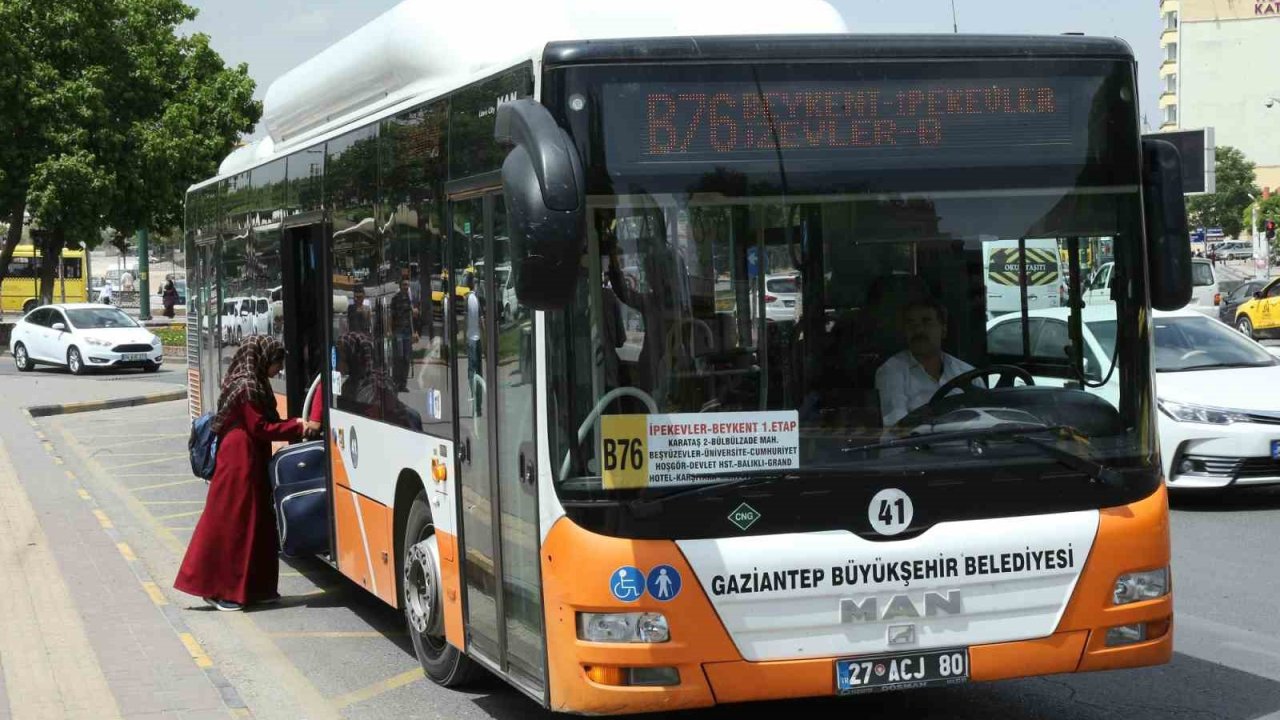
[0,0,260,304]
[1187,146,1258,240]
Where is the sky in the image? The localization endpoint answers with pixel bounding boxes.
[183,0,1164,141]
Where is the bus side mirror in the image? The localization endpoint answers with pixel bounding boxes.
[495,99,584,311]
[1142,138,1192,311]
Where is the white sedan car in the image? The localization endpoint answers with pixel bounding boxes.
[10,304,163,374]
[987,306,1280,490]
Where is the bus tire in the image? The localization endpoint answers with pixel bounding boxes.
[403,492,480,688]
[22,299,37,314]
[13,343,32,372]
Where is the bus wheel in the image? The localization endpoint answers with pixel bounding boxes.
[13,343,32,372]
[403,493,480,687]
[22,299,37,314]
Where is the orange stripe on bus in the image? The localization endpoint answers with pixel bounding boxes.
[356,493,397,607]
[332,483,368,592]
[436,530,465,649]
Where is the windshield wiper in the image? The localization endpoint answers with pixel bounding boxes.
[1162,361,1271,372]
[845,423,1125,488]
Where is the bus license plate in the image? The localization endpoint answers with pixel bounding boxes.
[835,648,969,695]
[123,353,148,362]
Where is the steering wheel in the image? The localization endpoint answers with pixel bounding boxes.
[929,364,1035,404]
[1179,349,1211,362]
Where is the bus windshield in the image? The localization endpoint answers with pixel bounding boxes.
[546,58,1156,516]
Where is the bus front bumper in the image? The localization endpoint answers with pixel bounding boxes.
[86,350,163,369]
[554,619,1171,714]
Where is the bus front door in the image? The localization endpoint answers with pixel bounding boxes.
[450,188,545,697]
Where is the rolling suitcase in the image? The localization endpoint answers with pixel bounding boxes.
[267,440,330,558]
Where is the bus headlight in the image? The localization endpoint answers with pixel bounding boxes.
[1157,399,1249,425]
[1113,568,1169,605]
[577,612,669,643]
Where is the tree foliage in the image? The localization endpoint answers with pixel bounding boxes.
[1187,146,1258,240]
[0,0,261,303]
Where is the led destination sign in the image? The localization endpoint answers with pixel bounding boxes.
[603,75,1100,170]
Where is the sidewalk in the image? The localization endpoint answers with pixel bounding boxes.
[1213,259,1279,285]
[0,377,234,719]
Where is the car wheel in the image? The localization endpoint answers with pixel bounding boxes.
[21,299,37,314]
[13,343,32,372]
[67,346,86,375]
[142,363,158,373]
[402,492,481,688]
[1237,315,1255,338]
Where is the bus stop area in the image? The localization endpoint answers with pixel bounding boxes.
[1,367,1279,719]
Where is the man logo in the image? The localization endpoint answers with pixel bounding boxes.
[840,591,963,623]
[887,624,917,646]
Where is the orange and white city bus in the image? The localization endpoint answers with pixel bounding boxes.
[185,0,1193,713]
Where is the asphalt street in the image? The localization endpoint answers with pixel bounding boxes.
[6,361,1280,718]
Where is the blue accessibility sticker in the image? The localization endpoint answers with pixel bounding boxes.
[609,566,645,602]
[646,565,682,601]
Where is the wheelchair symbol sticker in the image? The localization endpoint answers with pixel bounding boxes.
[647,565,681,601]
[609,566,645,602]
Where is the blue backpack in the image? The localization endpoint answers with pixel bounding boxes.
[188,411,219,481]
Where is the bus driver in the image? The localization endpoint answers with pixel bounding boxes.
[875,295,976,427]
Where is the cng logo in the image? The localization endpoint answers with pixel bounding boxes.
[728,502,761,531]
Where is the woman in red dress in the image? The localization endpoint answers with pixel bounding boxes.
[175,336,320,611]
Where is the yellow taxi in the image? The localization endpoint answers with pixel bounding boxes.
[430,268,476,304]
[1233,277,1280,338]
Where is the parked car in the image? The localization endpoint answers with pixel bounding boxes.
[1218,279,1266,327]
[1216,241,1253,261]
[987,306,1280,490]
[10,303,163,374]
[750,273,801,323]
[1085,258,1216,314]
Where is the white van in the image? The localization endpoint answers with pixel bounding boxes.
[982,238,1064,319]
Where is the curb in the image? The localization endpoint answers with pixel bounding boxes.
[22,407,254,718]
[27,389,188,418]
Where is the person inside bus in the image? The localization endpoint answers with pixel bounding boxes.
[602,215,686,410]
[875,294,978,427]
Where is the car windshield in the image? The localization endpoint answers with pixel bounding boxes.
[66,308,138,329]
[548,58,1155,499]
[1153,315,1276,371]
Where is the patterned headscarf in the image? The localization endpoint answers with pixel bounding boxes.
[213,335,285,432]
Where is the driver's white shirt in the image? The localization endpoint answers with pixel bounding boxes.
[875,350,976,427]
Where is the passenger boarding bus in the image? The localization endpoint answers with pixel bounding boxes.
[2,244,90,315]
[185,0,1193,713]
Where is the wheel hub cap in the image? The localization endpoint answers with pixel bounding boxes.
[405,537,442,637]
